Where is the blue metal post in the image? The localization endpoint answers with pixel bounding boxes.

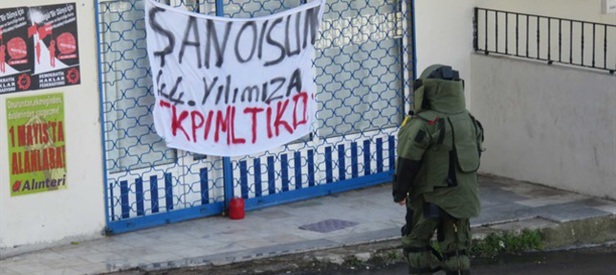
[216,0,224,16]
[215,0,234,211]
[94,0,112,232]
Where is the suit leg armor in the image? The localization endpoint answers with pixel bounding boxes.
[402,199,442,274]
[440,216,472,274]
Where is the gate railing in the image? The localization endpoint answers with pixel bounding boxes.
[474,7,616,74]
[96,0,415,234]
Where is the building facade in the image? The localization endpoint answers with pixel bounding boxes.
[1,0,614,256]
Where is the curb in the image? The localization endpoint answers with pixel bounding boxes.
[473,215,616,249]
[111,214,616,274]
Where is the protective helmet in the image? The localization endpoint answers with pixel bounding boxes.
[412,64,465,113]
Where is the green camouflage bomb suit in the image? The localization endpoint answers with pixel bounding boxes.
[393,65,484,275]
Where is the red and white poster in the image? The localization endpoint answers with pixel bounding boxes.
[0,3,80,94]
[0,7,31,93]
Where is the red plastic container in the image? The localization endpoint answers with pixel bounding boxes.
[229,197,245,220]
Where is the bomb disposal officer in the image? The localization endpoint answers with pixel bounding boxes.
[394,64,484,275]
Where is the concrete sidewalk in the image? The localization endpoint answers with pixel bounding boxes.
[1,175,615,274]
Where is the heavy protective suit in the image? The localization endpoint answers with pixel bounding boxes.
[394,65,484,275]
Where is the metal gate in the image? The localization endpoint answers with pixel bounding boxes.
[96,0,415,234]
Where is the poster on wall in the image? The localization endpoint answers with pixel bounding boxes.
[0,3,80,95]
[145,0,325,157]
[6,93,67,196]
[0,7,32,94]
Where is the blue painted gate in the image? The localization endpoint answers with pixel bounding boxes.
[95,0,415,234]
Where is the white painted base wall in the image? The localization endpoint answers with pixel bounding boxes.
[0,0,106,258]
[471,54,616,199]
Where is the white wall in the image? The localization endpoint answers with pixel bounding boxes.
[416,0,615,199]
[414,0,616,109]
[467,0,616,199]
[474,0,616,75]
[475,0,616,25]
[0,0,105,257]
[414,0,476,107]
[471,54,616,199]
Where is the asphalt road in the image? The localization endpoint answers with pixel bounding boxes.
[314,243,616,275]
[117,243,616,274]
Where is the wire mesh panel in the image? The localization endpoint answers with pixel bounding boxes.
[97,0,226,233]
[96,0,414,233]
[225,0,411,210]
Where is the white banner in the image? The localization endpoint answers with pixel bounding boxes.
[145,0,324,156]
